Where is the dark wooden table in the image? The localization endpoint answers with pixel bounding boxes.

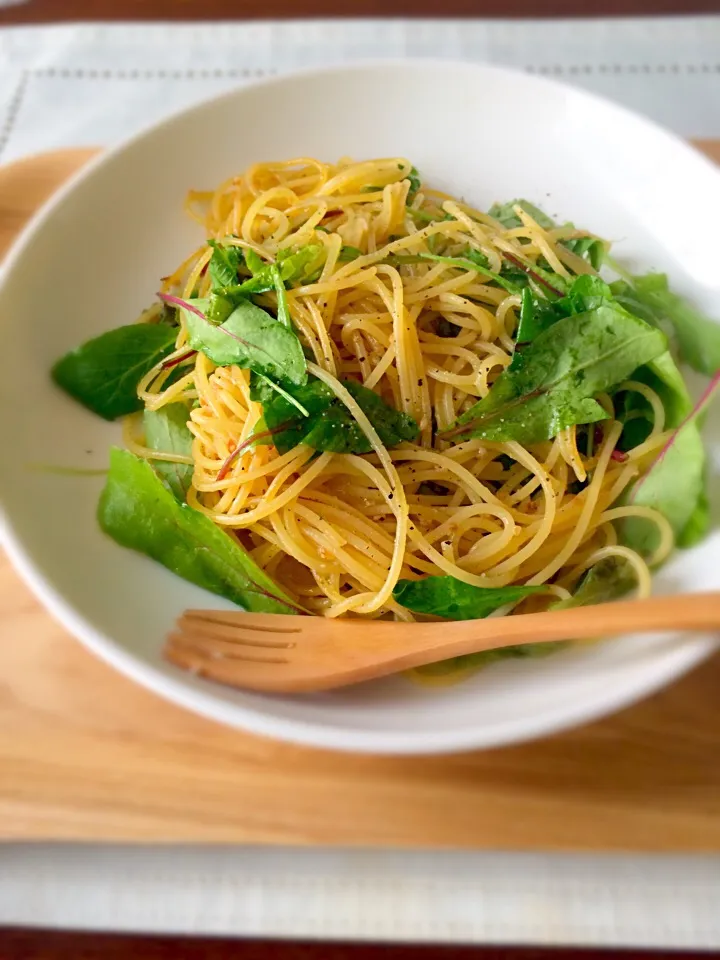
[1,0,719,22]
[1,934,717,960]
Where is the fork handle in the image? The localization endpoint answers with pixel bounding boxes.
[408,591,720,665]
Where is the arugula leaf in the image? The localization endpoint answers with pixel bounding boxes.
[405,207,454,226]
[563,235,606,270]
[251,375,418,454]
[245,248,266,276]
[143,402,194,501]
[270,264,291,328]
[388,251,518,293]
[207,240,243,288]
[625,273,720,376]
[552,556,637,609]
[98,448,296,613]
[449,304,666,444]
[52,323,177,421]
[489,199,556,230]
[220,244,324,298]
[392,576,546,619]
[405,166,421,201]
[181,298,307,386]
[205,294,235,326]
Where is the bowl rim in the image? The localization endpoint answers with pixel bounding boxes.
[0,57,718,755]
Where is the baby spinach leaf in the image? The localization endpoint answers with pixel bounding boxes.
[181,298,307,386]
[516,277,614,348]
[552,556,637,610]
[677,485,711,548]
[623,424,706,556]
[98,448,296,614]
[449,304,667,444]
[207,240,243,289]
[516,287,563,343]
[143,402,194,501]
[627,272,720,376]
[392,575,547,619]
[557,275,613,314]
[623,369,718,556]
[251,375,418,454]
[52,323,177,421]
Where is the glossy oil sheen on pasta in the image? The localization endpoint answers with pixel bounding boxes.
[124,157,673,622]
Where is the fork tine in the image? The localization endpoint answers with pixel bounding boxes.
[176,615,296,649]
[166,633,289,665]
[183,609,302,634]
[169,630,291,660]
[165,634,295,691]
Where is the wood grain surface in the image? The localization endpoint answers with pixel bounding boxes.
[0,145,719,850]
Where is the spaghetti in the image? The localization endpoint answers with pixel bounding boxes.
[124,157,674,625]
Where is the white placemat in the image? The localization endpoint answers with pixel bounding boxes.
[0,16,719,947]
[0,17,719,165]
[2,845,720,948]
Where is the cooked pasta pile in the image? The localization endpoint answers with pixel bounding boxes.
[123,157,674,621]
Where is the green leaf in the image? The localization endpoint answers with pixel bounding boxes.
[677,485,711,547]
[516,287,563,343]
[623,424,705,556]
[181,299,307,386]
[270,264,291,328]
[627,272,720,376]
[251,375,418,454]
[405,166,421,201]
[552,556,637,609]
[338,245,364,262]
[515,271,610,345]
[489,199,556,230]
[622,368,717,556]
[143,402,194,501]
[388,251,518,293]
[245,248,265,276]
[557,275,613,314]
[450,304,666,444]
[98,448,296,613]
[207,239,242,288]
[221,244,325,298]
[205,294,235,325]
[393,575,547,619]
[52,323,177,421]
[563,235,606,270]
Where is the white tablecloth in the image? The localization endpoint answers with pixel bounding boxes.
[0,16,719,947]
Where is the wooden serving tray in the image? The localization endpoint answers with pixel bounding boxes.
[1,146,719,850]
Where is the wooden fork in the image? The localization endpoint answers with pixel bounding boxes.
[164,592,720,693]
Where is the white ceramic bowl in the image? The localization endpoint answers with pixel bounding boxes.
[1,61,719,754]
